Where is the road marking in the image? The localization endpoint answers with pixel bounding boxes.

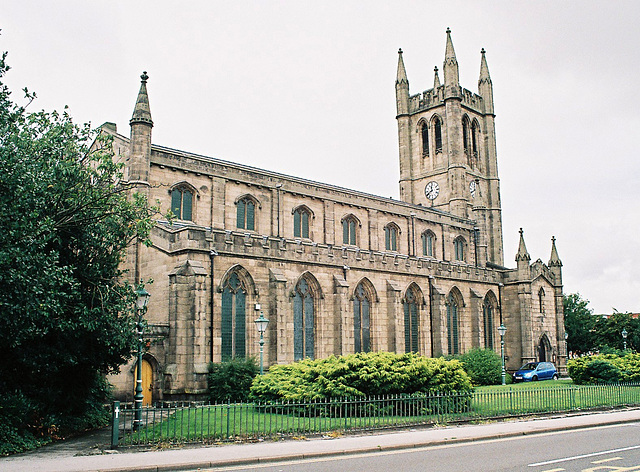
[540,468,565,472]
[592,457,622,464]
[529,445,640,467]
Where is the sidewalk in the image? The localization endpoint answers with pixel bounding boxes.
[2,408,640,472]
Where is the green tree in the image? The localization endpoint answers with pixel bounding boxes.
[563,293,597,355]
[592,311,638,352]
[0,51,154,452]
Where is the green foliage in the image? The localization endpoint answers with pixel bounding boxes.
[250,352,473,403]
[564,293,597,355]
[0,50,155,452]
[458,348,502,386]
[208,358,259,403]
[567,353,640,384]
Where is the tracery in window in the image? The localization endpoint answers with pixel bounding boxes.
[384,224,398,251]
[403,285,420,353]
[236,197,256,231]
[293,207,311,239]
[453,236,466,262]
[342,215,358,245]
[447,291,461,355]
[421,230,436,257]
[353,283,371,353]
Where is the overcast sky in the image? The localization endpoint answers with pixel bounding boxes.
[3,1,639,315]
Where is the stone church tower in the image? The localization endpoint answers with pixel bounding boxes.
[396,28,503,266]
[104,29,566,402]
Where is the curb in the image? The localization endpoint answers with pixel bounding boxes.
[87,413,640,472]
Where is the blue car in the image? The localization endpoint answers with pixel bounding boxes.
[512,362,558,382]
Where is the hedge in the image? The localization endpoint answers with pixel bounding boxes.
[567,352,640,384]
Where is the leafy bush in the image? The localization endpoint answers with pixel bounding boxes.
[459,348,502,386]
[250,352,472,403]
[568,353,640,384]
[208,358,259,403]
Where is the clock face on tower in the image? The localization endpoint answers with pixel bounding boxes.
[425,181,440,200]
[469,180,477,198]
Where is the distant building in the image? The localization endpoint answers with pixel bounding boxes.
[104,30,566,402]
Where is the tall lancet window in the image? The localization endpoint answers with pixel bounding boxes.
[403,287,419,353]
[434,117,443,153]
[353,283,371,353]
[221,272,247,360]
[421,122,429,156]
[293,279,315,361]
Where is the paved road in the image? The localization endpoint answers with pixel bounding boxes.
[2,408,640,472]
[207,422,640,472]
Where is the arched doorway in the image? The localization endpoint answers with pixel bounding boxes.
[135,359,153,406]
[538,335,552,363]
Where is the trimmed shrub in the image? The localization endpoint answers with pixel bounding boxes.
[250,351,473,403]
[208,358,259,403]
[459,348,502,386]
[568,353,640,384]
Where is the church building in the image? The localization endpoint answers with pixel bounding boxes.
[105,29,566,402]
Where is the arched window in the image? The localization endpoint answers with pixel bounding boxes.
[434,116,443,153]
[471,120,479,157]
[293,278,315,360]
[221,272,247,360]
[384,224,398,251]
[421,230,436,257]
[342,216,358,245]
[453,236,465,262]
[483,295,495,350]
[293,207,311,238]
[447,292,460,355]
[404,286,419,353]
[354,283,371,353]
[462,117,470,155]
[421,122,429,156]
[236,197,255,231]
[538,287,545,314]
[171,187,193,221]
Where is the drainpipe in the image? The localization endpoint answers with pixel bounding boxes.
[209,248,218,363]
[473,226,479,267]
[276,183,282,237]
[428,275,435,357]
[410,212,416,256]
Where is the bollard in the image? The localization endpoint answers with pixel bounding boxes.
[111,401,120,448]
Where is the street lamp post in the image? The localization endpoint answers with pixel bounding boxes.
[498,324,507,386]
[622,328,628,351]
[133,287,150,431]
[254,308,270,375]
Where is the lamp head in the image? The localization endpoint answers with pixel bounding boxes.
[136,287,150,311]
[254,311,269,334]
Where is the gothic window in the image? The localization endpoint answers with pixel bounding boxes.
[293,207,311,239]
[434,116,443,153]
[384,224,398,251]
[293,278,315,361]
[447,292,460,355]
[462,117,470,155]
[236,197,256,231]
[421,230,436,257]
[471,120,479,157]
[403,287,419,353]
[353,283,371,353]
[221,272,247,360]
[538,288,545,314]
[453,236,465,262]
[342,215,358,245]
[421,122,429,156]
[170,187,193,221]
[483,296,495,350]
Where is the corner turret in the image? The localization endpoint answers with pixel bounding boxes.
[549,236,563,285]
[129,71,153,184]
[433,66,441,89]
[395,49,410,116]
[443,28,460,98]
[478,48,494,115]
[516,228,531,275]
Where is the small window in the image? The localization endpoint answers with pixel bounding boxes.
[538,288,545,314]
[294,207,311,238]
[342,216,357,245]
[171,187,193,221]
[471,121,479,156]
[421,231,435,257]
[237,198,255,231]
[385,224,398,251]
[421,122,429,156]
[453,237,465,261]
[462,118,470,154]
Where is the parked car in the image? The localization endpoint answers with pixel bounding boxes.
[512,362,558,382]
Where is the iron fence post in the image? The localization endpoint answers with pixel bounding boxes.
[111,401,120,448]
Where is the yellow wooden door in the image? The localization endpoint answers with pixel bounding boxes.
[135,359,153,406]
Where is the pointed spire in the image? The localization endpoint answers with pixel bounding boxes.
[130,71,153,127]
[396,48,408,85]
[443,27,460,90]
[549,236,563,267]
[516,228,531,262]
[433,66,441,88]
[479,48,491,85]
